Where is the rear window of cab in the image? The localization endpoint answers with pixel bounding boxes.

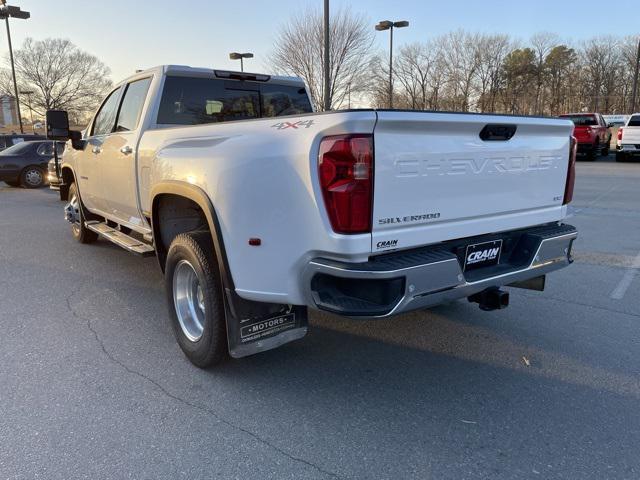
[157,76,312,125]
[560,115,598,126]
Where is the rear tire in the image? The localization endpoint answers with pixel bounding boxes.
[601,143,609,156]
[165,232,228,368]
[615,152,627,162]
[20,166,45,188]
[67,182,98,244]
[586,141,598,161]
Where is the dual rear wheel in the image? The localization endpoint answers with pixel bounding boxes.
[165,232,227,367]
[68,182,228,368]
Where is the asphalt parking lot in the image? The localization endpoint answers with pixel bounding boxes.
[1,156,639,480]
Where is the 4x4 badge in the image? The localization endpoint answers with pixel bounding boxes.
[271,120,315,130]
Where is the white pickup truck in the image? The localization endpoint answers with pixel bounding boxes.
[46,65,578,367]
[616,113,640,162]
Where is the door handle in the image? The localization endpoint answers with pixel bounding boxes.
[92,146,102,154]
[120,145,133,155]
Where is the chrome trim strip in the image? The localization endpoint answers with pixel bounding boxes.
[308,257,458,277]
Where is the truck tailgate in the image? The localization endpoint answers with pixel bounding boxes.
[372,111,574,252]
[622,126,640,144]
[572,126,592,143]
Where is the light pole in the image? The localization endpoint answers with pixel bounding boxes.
[375,20,409,109]
[323,0,330,111]
[229,52,253,72]
[631,37,640,113]
[0,1,29,134]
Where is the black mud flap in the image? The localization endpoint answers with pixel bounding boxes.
[223,288,308,358]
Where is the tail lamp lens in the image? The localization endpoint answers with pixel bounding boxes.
[564,135,577,205]
[318,134,373,234]
[618,128,623,141]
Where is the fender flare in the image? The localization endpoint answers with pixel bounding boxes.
[59,165,77,200]
[149,181,234,289]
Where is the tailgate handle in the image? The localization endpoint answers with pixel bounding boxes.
[479,124,517,141]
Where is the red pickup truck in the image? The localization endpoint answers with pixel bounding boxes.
[559,113,612,160]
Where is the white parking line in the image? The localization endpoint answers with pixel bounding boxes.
[610,250,640,300]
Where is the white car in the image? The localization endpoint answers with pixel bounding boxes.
[616,113,640,162]
[46,65,578,367]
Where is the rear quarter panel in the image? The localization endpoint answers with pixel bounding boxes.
[137,112,377,304]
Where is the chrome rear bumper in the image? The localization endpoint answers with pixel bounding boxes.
[305,223,577,317]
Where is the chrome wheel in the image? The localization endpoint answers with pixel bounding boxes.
[23,168,43,187]
[67,192,81,236]
[173,259,206,342]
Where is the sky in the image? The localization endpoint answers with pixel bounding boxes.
[0,0,638,83]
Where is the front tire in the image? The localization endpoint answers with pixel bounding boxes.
[21,166,45,188]
[67,182,98,244]
[165,232,227,368]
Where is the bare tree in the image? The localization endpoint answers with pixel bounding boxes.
[440,31,481,111]
[619,36,640,112]
[474,34,511,112]
[581,36,621,112]
[5,38,112,125]
[530,32,559,114]
[427,47,447,110]
[366,53,391,108]
[394,42,439,109]
[269,8,373,111]
[397,31,640,114]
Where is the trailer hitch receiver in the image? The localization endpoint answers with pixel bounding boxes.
[468,287,510,311]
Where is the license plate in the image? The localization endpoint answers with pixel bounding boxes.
[464,240,503,271]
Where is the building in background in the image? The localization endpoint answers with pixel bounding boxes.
[0,95,18,131]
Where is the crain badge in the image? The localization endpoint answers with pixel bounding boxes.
[376,239,398,250]
[240,313,296,343]
[464,240,503,271]
[271,120,315,130]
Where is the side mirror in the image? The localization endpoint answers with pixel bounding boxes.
[607,122,614,128]
[70,130,85,151]
[46,110,70,140]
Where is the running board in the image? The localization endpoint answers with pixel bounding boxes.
[85,221,155,256]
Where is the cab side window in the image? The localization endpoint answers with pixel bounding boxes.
[91,88,122,136]
[115,77,152,132]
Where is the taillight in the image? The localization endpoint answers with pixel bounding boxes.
[318,134,373,234]
[563,136,577,205]
[617,128,623,141]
